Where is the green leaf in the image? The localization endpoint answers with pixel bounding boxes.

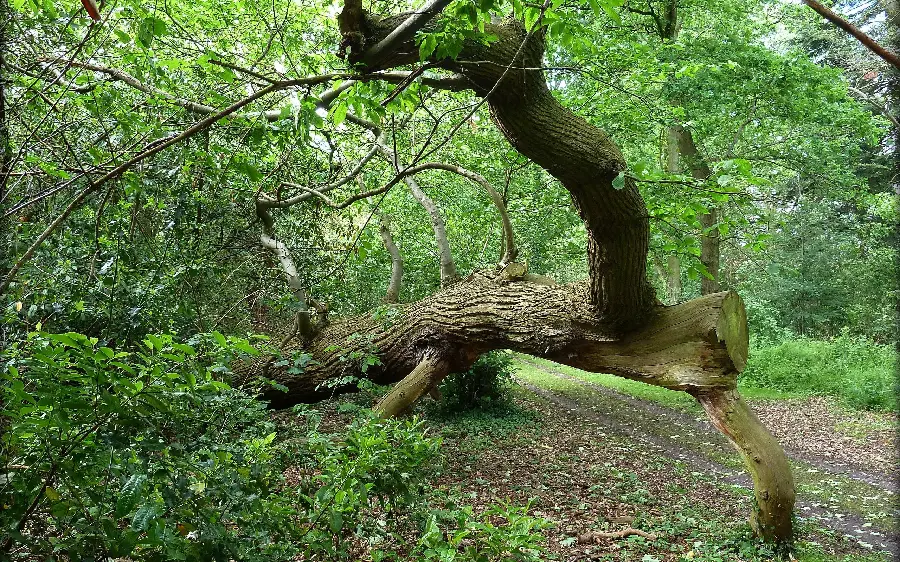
[131,503,160,531]
[524,7,541,31]
[116,474,147,517]
[612,171,626,190]
[332,102,348,127]
[212,331,227,347]
[329,509,343,533]
[231,339,259,356]
[419,34,438,60]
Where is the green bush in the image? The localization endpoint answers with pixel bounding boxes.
[740,333,897,411]
[439,351,515,412]
[2,332,548,560]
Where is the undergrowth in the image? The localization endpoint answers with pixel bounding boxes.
[1,331,548,561]
[741,333,896,411]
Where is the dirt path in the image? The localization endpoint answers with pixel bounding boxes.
[513,359,898,554]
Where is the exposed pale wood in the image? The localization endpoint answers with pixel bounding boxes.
[373,352,450,417]
[697,389,795,541]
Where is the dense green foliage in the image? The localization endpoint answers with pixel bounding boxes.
[742,334,896,411]
[438,351,516,412]
[1,0,896,557]
[1,332,548,560]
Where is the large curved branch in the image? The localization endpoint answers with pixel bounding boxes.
[803,0,900,69]
[403,162,518,266]
[359,15,656,330]
[354,0,454,69]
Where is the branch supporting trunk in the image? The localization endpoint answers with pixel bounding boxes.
[696,389,795,542]
[373,351,450,417]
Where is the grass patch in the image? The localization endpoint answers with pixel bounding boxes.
[515,354,700,411]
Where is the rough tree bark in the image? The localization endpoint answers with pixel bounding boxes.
[241,11,795,543]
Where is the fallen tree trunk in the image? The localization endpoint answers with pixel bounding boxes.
[238,277,792,542]
[243,5,795,544]
[245,277,744,406]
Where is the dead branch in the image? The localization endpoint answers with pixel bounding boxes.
[576,528,658,544]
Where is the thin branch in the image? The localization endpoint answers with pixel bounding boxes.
[402,162,518,266]
[1,80,292,295]
[263,145,380,208]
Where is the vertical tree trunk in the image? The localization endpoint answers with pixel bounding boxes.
[666,254,682,302]
[377,142,459,285]
[699,209,721,294]
[377,211,403,303]
[669,125,721,294]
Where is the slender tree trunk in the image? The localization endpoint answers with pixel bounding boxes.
[376,211,403,303]
[377,142,459,285]
[699,209,721,294]
[668,125,721,294]
[661,6,720,296]
[697,390,795,542]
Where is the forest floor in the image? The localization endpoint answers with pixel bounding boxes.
[304,356,898,561]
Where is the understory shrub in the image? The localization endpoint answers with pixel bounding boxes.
[1,332,548,561]
[740,332,897,411]
[438,351,515,412]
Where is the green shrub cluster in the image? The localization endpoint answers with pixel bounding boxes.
[438,351,515,412]
[1,332,548,561]
[741,333,897,411]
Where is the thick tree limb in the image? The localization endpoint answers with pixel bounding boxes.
[803,0,900,69]
[243,281,747,406]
